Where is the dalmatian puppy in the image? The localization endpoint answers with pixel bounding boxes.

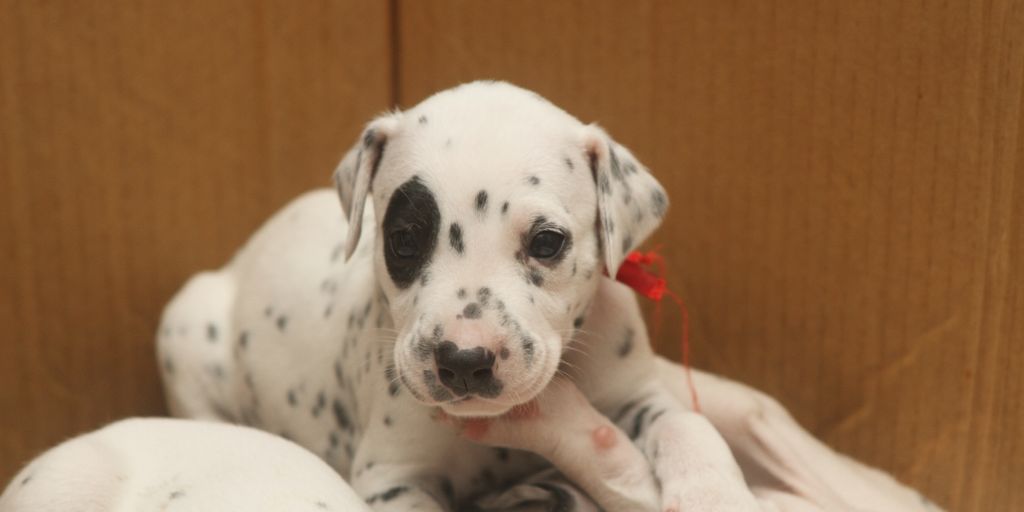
[155,80,755,511]
[156,81,940,511]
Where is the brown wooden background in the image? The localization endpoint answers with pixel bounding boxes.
[1,1,1021,509]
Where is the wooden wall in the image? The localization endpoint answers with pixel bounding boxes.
[2,1,1021,509]
[0,0,391,487]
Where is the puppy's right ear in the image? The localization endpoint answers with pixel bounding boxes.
[332,113,401,261]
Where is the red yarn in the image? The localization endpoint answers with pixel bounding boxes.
[615,250,701,413]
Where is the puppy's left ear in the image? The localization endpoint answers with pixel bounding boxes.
[581,125,670,277]
[332,112,402,261]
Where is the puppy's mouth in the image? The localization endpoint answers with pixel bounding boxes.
[394,357,556,418]
[440,396,514,417]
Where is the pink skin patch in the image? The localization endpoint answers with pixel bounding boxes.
[591,425,618,451]
[460,418,491,440]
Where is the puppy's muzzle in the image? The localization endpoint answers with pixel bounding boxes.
[434,341,502,398]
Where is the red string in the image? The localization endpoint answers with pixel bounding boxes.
[614,250,701,413]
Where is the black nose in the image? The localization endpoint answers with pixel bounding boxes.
[434,341,501,397]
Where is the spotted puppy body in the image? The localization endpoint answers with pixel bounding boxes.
[156,81,728,510]
[156,81,938,511]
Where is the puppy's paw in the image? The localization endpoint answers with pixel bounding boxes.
[658,474,762,512]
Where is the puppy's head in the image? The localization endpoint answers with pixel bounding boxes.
[335,81,668,417]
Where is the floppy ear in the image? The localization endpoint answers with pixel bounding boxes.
[332,113,401,261]
[582,125,669,276]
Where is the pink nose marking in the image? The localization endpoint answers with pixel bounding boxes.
[444,320,501,352]
[591,425,617,451]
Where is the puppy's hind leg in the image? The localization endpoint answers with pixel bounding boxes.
[616,385,762,512]
[156,271,238,422]
[654,357,941,511]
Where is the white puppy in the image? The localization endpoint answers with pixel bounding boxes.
[142,80,938,511]
[0,418,369,512]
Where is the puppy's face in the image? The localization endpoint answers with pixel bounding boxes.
[337,82,667,417]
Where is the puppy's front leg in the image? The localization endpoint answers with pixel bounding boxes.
[451,377,660,511]
[616,384,762,512]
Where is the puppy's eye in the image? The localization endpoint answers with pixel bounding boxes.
[528,230,566,259]
[389,230,419,259]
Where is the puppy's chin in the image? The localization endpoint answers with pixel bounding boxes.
[439,398,512,418]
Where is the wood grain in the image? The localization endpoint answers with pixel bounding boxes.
[0,0,391,484]
[395,1,1024,509]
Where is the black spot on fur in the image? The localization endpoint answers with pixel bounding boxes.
[651,188,668,217]
[463,303,482,319]
[384,364,398,388]
[383,177,441,289]
[475,190,488,212]
[287,390,298,406]
[522,337,535,363]
[477,287,491,306]
[311,391,326,417]
[499,347,510,360]
[332,399,352,431]
[598,174,612,195]
[418,115,428,124]
[528,175,540,186]
[449,223,464,254]
[457,288,467,299]
[169,490,185,500]
[631,405,652,440]
[276,315,288,331]
[367,486,409,504]
[564,156,575,170]
[206,323,218,342]
[536,482,575,511]
[619,327,635,357]
[501,201,509,214]
[383,415,393,427]
[238,331,249,349]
